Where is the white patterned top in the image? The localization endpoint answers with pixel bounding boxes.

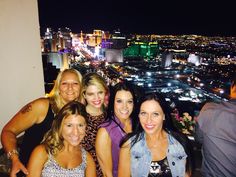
[41,148,87,177]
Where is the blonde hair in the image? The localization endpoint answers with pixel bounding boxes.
[48,68,82,114]
[80,73,109,105]
[42,101,87,155]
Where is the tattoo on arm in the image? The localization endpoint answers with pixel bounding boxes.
[21,104,32,114]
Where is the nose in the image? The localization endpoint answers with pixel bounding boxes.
[72,127,79,135]
[122,102,128,109]
[68,83,73,90]
[66,83,73,90]
[146,114,152,123]
[94,93,99,100]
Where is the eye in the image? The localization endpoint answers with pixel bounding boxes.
[86,92,94,96]
[128,100,133,104]
[78,123,86,128]
[116,99,122,103]
[139,112,147,117]
[98,91,104,94]
[152,112,159,117]
[66,123,72,127]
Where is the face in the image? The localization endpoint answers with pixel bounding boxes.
[59,72,80,103]
[84,85,105,109]
[139,100,164,135]
[61,114,86,147]
[114,90,134,122]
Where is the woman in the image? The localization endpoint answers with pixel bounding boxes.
[26,101,96,177]
[1,68,82,177]
[80,72,109,177]
[118,93,192,177]
[95,82,137,177]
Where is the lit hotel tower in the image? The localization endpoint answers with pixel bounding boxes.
[86,29,103,47]
[42,27,72,70]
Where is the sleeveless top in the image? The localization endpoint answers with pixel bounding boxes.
[81,113,105,177]
[19,100,54,166]
[99,116,126,177]
[41,148,87,177]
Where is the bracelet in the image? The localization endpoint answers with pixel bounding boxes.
[7,149,19,159]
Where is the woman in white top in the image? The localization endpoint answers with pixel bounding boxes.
[26,101,96,177]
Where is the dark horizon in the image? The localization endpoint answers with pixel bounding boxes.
[38,0,235,37]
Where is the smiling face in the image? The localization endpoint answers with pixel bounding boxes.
[84,84,106,110]
[59,72,80,103]
[114,90,134,122]
[139,100,165,135]
[61,114,86,147]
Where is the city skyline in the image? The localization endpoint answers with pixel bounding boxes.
[38,0,235,36]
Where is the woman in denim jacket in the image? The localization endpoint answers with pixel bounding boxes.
[118,93,192,177]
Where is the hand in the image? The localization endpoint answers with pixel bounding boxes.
[10,157,28,177]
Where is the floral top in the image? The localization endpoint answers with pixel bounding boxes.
[41,148,86,177]
[81,113,106,177]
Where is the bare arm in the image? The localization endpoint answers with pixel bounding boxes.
[1,98,49,177]
[86,152,97,177]
[26,144,48,177]
[95,128,113,177]
[118,141,131,177]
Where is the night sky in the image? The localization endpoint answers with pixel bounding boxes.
[38,0,235,36]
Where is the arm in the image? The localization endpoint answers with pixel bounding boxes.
[85,152,97,177]
[26,144,48,177]
[95,128,113,177]
[194,104,211,144]
[1,98,49,177]
[118,141,131,177]
[194,121,204,143]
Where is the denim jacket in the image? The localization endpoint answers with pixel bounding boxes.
[130,132,187,177]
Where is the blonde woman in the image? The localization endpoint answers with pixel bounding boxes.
[80,72,109,177]
[1,68,82,177]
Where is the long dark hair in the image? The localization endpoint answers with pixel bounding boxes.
[104,82,138,132]
[120,93,192,174]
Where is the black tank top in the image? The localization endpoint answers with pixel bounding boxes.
[19,101,54,166]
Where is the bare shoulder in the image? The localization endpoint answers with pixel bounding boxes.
[31,97,49,110]
[29,144,48,164]
[97,127,109,137]
[86,151,94,162]
[96,128,111,145]
[32,144,48,157]
[30,98,50,123]
[27,144,48,174]
[19,97,49,114]
[120,139,131,149]
[86,151,96,167]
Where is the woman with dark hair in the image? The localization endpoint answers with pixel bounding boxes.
[118,93,192,177]
[95,82,137,177]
